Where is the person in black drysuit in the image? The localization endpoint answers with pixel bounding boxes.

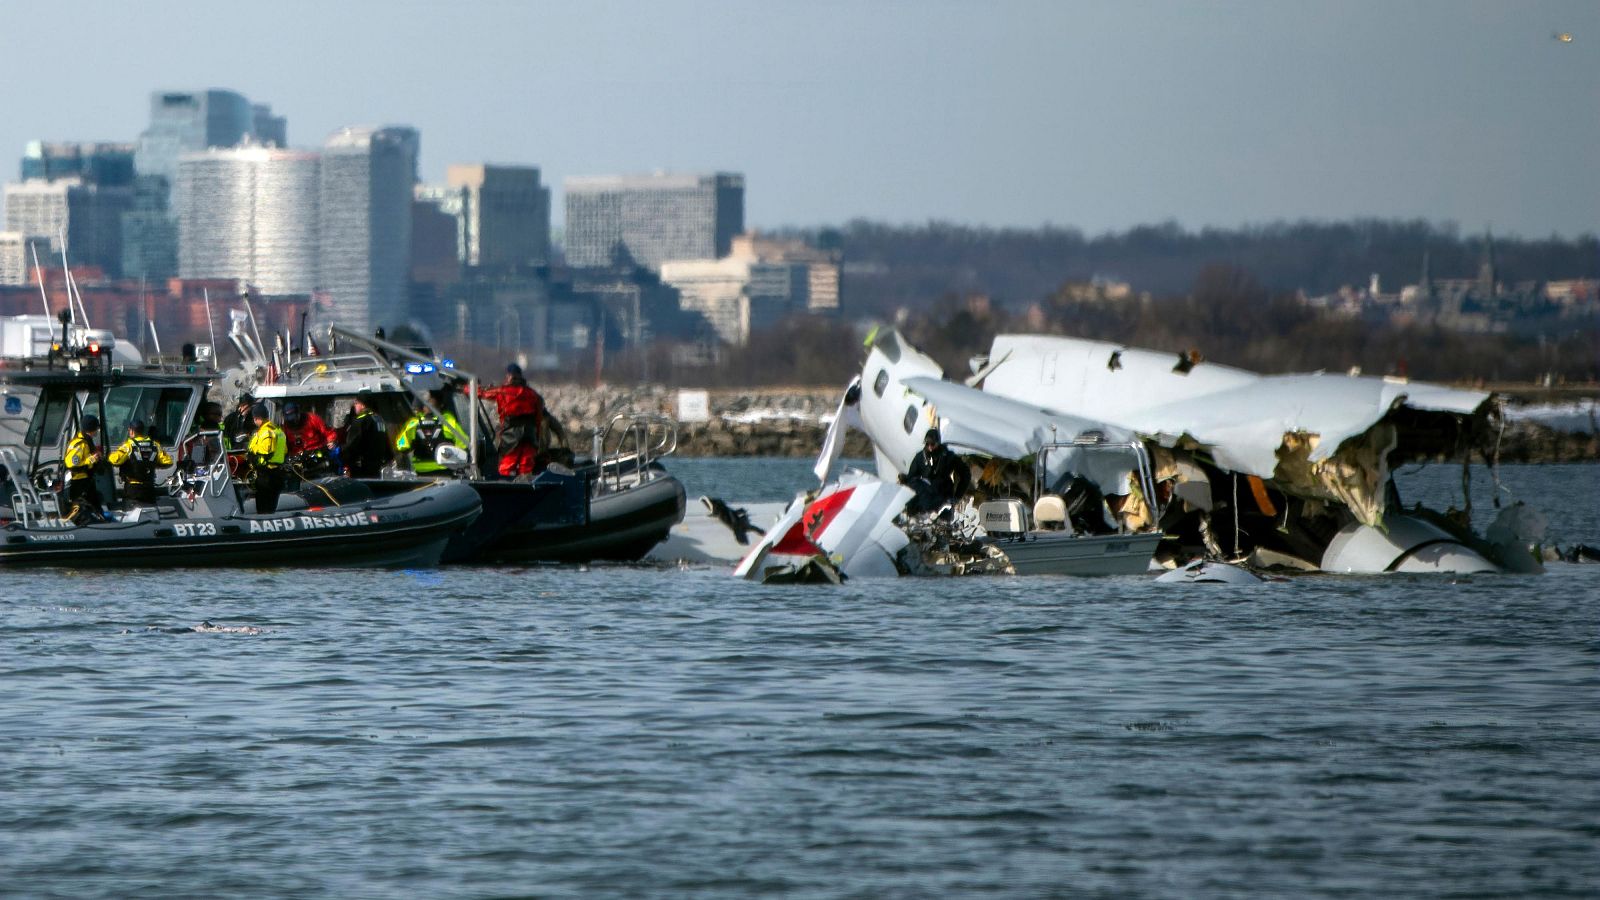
[339,393,391,478]
[222,393,257,449]
[899,428,970,514]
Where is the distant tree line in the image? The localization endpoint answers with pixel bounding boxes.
[627,265,1596,387]
[447,218,1599,388]
[898,266,1599,385]
[781,219,1600,316]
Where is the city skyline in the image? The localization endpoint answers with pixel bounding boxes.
[0,0,1594,239]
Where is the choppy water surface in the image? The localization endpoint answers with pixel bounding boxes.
[2,462,1597,898]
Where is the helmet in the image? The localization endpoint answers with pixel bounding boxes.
[505,363,523,378]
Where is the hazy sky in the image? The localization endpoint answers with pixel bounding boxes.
[6,0,1597,237]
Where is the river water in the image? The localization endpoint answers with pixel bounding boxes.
[2,461,1596,898]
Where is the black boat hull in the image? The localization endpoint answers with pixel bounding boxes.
[0,482,481,568]
[434,471,686,564]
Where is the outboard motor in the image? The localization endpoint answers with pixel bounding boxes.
[435,445,470,472]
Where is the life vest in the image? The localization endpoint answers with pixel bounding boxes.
[249,422,288,467]
[110,435,170,484]
[398,412,467,472]
[413,416,444,458]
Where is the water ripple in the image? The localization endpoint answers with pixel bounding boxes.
[0,462,1596,898]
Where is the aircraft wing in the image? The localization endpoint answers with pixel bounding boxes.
[901,375,1141,495]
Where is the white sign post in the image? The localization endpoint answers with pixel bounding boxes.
[677,389,711,423]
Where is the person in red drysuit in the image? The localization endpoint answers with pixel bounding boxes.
[281,401,338,458]
[481,363,543,477]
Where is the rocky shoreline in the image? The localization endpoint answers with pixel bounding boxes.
[541,384,868,458]
[537,383,1598,463]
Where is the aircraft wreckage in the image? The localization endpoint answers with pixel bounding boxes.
[735,329,1545,582]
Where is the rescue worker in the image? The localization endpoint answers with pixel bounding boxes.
[222,393,257,448]
[899,428,971,514]
[395,402,470,475]
[281,401,337,476]
[339,392,390,478]
[481,363,543,477]
[247,403,288,513]
[63,414,106,524]
[108,419,173,506]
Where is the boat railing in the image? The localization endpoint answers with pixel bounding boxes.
[171,431,233,500]
[590,413,679,493]
[1032,438,1163,532]
[286,353,398,385]
[2,446,68,529]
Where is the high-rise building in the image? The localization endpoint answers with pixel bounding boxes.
[730,233,843,313]
[0,232,31,285]
[121,175,177,280]
[411,196,461,286]
[134,90,256,182]
[8,141,137,277]
[414,182,466,264]
[443,164,551,270]
[21,141,136,187]
[176,147,320,296]
[657,256,812,346]
[2,178,132,276]
[319,126,418,332]
[252,104,288,148]
[564,172,744,270]
[130,90,279,284]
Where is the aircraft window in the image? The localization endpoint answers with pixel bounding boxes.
[902,405,918,434]
[873,369,889,397]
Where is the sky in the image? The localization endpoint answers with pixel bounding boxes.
[4,0,1597,237]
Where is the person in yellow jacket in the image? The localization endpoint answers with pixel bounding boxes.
[63,413,106,524]
[247,403,288,513]
[108,418,173,506]
[394,403,469,475]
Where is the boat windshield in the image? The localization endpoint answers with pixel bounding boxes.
[24,388,74,448]
[101,386,195,445]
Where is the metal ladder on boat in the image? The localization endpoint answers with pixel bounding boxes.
[1,447,68,529]
[590,413,679,494]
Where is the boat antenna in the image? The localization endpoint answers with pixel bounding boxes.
[69,266,88,332]
[203,288,219,361]
[242,288,266,364]
[29,243,50,319]
[147,319,163,357]
[57,229,90,332]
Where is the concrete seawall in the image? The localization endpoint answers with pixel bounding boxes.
[536,383,1596,463]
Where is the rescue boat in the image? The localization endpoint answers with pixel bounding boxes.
[234,326,684,565]
[0,328,481,568]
